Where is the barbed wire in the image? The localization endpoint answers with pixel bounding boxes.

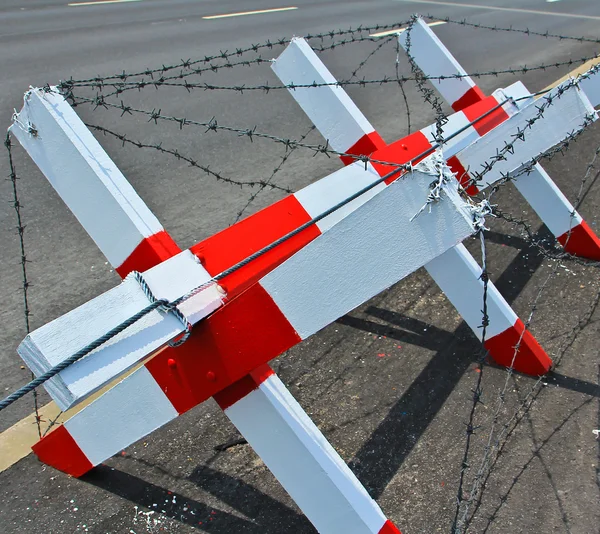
[451,228,490,531]
[235,124,316,222]
[55,20,416,86]
[57,87,530,178]
[56,15,600,102]
[458,283,600,532]
[453,250,561,532]
[85,123,294,193]
[451,127,600,532]
[5,132,40,438]
[58,53,600,103]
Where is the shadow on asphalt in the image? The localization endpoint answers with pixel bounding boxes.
[85,464,313,532]
[344,226,553,499]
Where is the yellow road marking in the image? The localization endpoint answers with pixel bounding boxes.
[370,20,446,38]
[0,358,150,473]
[203,6,298,20]
[0,402,63,473]
[68,0,142,6]
[395,0,600,22]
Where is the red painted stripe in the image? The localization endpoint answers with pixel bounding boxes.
[214,364,275,410]
[191,195,321,298]
[369,131,433,183]
[143,130,434,416]
[340,131,387,165]
[557,220,600,261]
[451,85,486,112]
[115,230,181,278]
[447,155,479,196]
[484,318,552,376]
[32,425,93,478]
[145,283,301,414]
[379,519,403,534]
[462,95,510,137]
[138,196,321,415]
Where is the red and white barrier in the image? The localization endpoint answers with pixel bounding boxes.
[33,152,477,475]
[27,69,586,465]
[13,24,596,530]
[25,155,477,408]
[21,36,594,472]
[271,38,553,375]
[399,17,600,260]
[23,75,585,403]
[13,87,404,533]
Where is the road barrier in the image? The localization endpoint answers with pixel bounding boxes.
[4,15,600,534]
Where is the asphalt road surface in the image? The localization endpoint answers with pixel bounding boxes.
[1,1,599,533]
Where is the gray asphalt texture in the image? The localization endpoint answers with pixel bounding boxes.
[1,0,599,532]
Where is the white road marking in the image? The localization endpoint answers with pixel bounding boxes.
[203,6,298,20]
[395,0,600,21]
[370,20,446,38]
[68,0,142,6]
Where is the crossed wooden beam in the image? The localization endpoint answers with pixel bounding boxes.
[9,17,599,533]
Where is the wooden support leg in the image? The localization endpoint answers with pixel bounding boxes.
[215,366,402,534]
[425,244,551,375]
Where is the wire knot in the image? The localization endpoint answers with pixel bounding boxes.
[131,271,193,347]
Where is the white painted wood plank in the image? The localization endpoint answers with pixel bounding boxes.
[18,250,223,410]
[272,38,377,153]
[456,84,597,189]
[261,156,476,339]
[512,164,582,237]
[294,163,386,233]
[398,17,477,107]
[9,87,164,268]
[579,68,600,108]
[65,366,178,465]
[425,243,517,340]
[225,373,389,534]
